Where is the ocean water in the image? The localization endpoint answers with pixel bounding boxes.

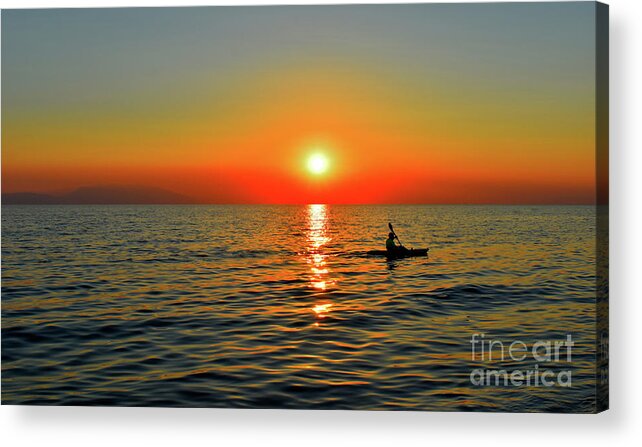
[2,205,599,412]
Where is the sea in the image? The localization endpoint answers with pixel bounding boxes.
[1,205,600,412]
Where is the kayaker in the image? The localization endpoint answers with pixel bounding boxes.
[386,232,400,252]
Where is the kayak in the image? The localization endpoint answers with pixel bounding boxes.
[366,248,429,259]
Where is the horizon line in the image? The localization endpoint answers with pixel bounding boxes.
[1,202,601,206]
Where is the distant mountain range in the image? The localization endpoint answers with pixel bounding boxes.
[2,186,193,205]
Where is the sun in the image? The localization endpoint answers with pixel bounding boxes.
[307,153,329,175]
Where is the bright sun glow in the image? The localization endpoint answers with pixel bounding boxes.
[307,153,329,175]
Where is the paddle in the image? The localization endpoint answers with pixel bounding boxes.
[388,222,405,249]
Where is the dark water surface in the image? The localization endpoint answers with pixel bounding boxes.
[2,205,598,411]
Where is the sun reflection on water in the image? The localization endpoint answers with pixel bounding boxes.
[306,204,335,324]
[312,303,333,318]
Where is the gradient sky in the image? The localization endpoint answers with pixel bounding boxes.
[2,3,599,204]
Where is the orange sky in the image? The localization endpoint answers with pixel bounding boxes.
[1,5,600,204]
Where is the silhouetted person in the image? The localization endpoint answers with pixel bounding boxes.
[386,232,400,252]
[386,231,409,255]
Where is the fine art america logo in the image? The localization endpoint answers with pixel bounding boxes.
[469,333,574,387]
